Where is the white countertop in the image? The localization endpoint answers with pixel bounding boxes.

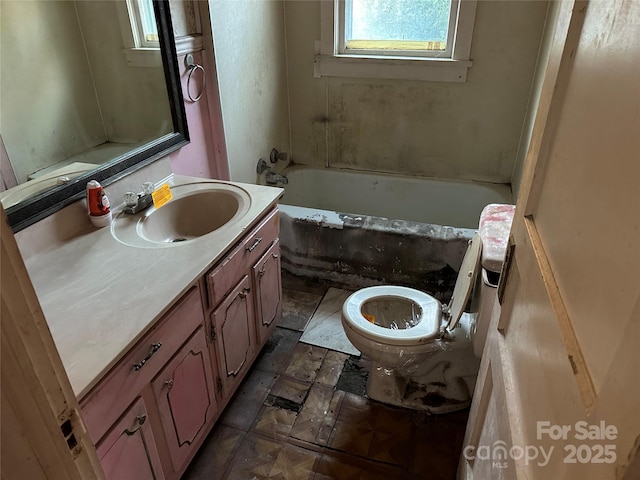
[22,175,283,399]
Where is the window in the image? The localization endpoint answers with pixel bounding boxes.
[116,0,161,67]
[341,0,456,57]
[316,0,477,82]
[128,0,160,48]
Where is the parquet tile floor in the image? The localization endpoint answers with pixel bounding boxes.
[183,274,468,480]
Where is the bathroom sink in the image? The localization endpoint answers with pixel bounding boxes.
[111,182,251,248]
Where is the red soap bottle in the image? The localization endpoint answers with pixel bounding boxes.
[86,180,112,227]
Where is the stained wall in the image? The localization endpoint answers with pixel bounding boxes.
[284,1,549,185]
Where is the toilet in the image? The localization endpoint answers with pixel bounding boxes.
[341,204,515,414]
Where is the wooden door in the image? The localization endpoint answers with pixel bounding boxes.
[151,328,216,472]
[1,207,104,479]
[252,239,282,344]
[211,275,256,398]
[96,397,164,480]
[460,1,640,478]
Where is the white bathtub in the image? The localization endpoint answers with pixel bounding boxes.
[279,167,512,229]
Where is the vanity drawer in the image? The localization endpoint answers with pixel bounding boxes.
[207,208,279,308]
[81,284,205,444]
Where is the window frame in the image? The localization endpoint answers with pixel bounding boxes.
[316,0,477,82]
[115,0,162,67]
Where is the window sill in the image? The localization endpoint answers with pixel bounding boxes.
[313,54,472,83]
[123,48,162,68]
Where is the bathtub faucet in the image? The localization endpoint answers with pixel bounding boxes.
[265,170,288,185]
[257,158,288,185]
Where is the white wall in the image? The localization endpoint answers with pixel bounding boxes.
[76,1,172,144]
[511,0,562,199]
[209,0,289,183]
[284,0,549,185]
[0,1,105,183]
[0,1,172,183]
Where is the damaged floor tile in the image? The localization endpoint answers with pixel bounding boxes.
[184,276,468,480]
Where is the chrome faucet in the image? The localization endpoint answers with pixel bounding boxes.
[257,158,288,185]
[123,182,155,214]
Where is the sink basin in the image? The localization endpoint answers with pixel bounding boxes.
[111,182,251,248]
[139,190,240,243]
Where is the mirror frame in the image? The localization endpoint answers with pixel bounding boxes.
[6,0,189,232]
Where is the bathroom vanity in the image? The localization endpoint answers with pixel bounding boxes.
[18,175,283,480]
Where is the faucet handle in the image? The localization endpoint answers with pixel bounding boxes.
[270,148,288,163]
[142,182,155,195]
[256,158,269,174]
[124,191,139,207]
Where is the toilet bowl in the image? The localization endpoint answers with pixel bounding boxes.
[341,233,489,414]
[342,204,514,413]
[341,204,515,413]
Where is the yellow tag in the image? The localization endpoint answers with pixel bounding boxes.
[362,313,376,324]
[152,183,173,209]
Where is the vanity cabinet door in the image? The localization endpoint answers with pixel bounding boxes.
[81,284,205,445]
[210,275,256,399]
[252,239,282,345]
[97,396,165,480]
[151,327,217,473]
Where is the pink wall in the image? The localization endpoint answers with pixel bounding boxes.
[170,50,230,181]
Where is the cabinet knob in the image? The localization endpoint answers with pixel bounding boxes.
[238,287,251,299]
[165,379,174,390]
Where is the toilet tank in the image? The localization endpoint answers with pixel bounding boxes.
[473,204,515,358]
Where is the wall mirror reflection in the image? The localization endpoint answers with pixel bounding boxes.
[0,0,188,231]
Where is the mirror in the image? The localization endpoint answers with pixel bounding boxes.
[1,0,188,232]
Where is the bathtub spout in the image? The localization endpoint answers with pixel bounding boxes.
[266,171,288,185]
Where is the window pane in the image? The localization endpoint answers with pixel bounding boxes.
[139,0,159,43]
[346,0,452,51]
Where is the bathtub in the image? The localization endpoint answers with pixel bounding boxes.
[279,166,512,229]
[277,166,513,298]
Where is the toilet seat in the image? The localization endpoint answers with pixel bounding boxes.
[342,286,441,346]
[342,234,483,346]
[445,233,482,331]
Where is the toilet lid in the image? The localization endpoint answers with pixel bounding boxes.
[342,286,441,346]
[446,233,483,331]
